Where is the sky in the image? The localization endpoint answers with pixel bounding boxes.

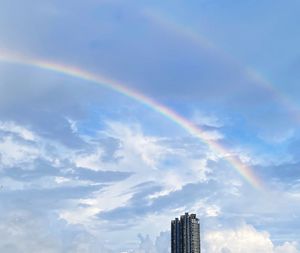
[0,0,300,252]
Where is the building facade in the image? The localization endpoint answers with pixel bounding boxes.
[171,213,201,253]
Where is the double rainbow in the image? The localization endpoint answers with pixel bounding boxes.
[0,49,264,191]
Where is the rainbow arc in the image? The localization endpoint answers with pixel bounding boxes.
[0,49,264,191]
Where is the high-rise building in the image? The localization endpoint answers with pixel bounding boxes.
[171,213,201,253]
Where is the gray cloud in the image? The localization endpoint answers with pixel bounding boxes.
[0,210,103,253]
[0,185,102,212]
[98,180,220,225]
[0,1,300,251]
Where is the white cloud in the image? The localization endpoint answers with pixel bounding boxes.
[0,121,36,141]
[0,136,39,168]
[75,121,170,171]
[275,242,299,253]
[129,223,298,253]
[104,121,170,169]
[66,118,79,134]
[124,231,170,253]
[205,205,221,217]
[203,224,299,253]
[192,111,224,128]
[0,211,103,253]
[64,121,214,227]
[0,119,297,253]
[75,147,106,171]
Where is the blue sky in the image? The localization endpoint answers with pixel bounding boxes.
[0,0,300,252]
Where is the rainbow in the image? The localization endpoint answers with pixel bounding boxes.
[146,10,300,124]
[0,49,264,191]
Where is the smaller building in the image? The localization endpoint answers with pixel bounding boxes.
[171,213,201,253]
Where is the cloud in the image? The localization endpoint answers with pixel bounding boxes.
[0,2,299,250]
[204,224,274,253]
[275,242,299,253]
[0,121,36,141]
[203,224,299,253]
[0,210,105,253]
[0,117,298,251]
[0,135,39,168]
[126,223,299,253]
[128,232,170,253]
[191,111,224,128]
